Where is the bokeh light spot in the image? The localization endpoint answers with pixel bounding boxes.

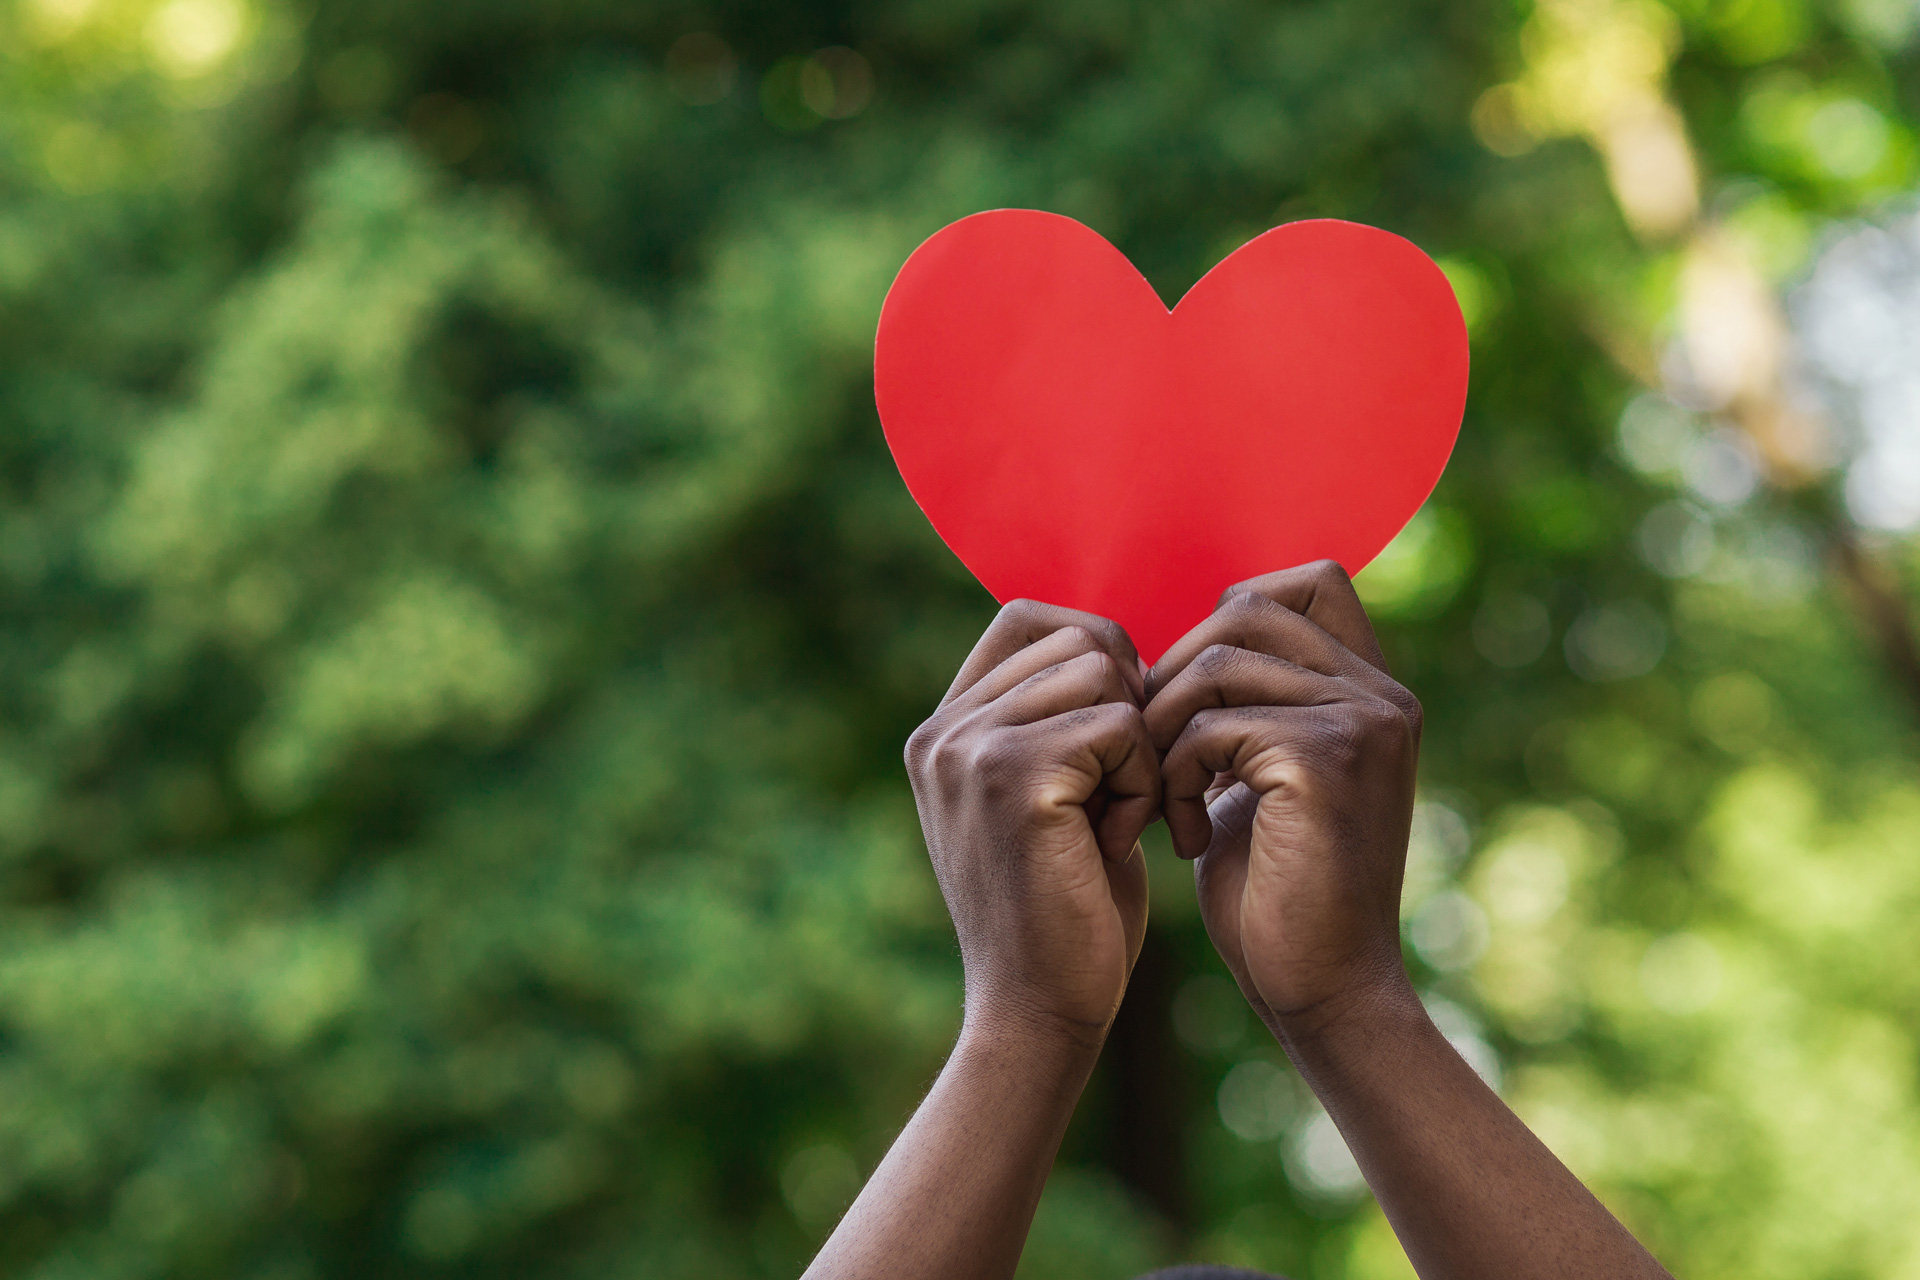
[146,0,247,78]
[801,47,874,119]
[1565,601,1667,682]
[1410,891,1491,972]
[1806,98,1890,180]
[1284,1107,1367,1204]
[1218,1059,1299,1142]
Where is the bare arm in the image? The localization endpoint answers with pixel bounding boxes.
[1144,560,1670,1280]
[1281,986,1653,1279]
[804,601,1159,1280]
[804,1020,1099,1280]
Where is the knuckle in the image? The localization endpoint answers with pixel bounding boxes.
[904,719,938,772]
[1304,557,1352,587]
[926,725,969,776]
[1090,615,1132,654]
[1319,698,1417,764]
[1057,623,1098,654]
[1217,579,1261,609]
[1356,697,1405,737]
[1194,642,1240,679]
[1030,652,1087,687]
[1220,587,1265,617]
[1395,687,1425,739]
[996,598,1046,630]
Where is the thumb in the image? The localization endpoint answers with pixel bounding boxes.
[1193,784,1257,988]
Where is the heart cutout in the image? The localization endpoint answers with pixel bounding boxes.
[874,211,1468,663]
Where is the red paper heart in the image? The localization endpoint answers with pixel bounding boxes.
[874,211,1468,663]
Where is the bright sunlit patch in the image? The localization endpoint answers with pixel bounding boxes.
[1600,100,1700,239]
[1475,0,1698,237]
[146,0,247,77]
[27,0,99,40]
[1675,231,1788,413]
[1790,206,1920,530]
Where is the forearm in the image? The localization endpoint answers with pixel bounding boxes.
[1277,984,1671,1280]
[803,1016,1102,1280]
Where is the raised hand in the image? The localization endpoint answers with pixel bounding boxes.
[804,603,1162,1280]
[1142,561,1669,1280]
[1143,560,1421,1031]
[905,600,1162,1040]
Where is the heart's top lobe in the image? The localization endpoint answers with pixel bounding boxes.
[875,209,1467,663]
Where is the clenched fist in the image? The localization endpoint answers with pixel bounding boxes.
[1144,560,1422,1033]
[905,601,1162,1042]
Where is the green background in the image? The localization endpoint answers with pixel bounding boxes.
[3,0,1920,1276]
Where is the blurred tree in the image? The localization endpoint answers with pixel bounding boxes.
[1,0,1918,1278]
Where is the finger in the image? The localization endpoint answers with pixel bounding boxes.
[1226,560,1387,672]
[943,624,1108,718]
[944,600,1143,708]
[1019,702,1162,861]
[1143,644,1353,752]
[1204,781,1259,861]
[1147,588,1373,701]
[1085,709,1163,863]
[1158,703,1357,858]
[971,648,1138,729]
[1192,788,1253,976]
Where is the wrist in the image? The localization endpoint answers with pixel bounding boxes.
[1262,959,1424,1050]
[959,998,1111,1067]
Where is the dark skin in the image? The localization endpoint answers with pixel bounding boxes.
[804,562,1673,1280]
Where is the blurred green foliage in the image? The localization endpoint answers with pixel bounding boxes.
[2,0,1920,1277]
